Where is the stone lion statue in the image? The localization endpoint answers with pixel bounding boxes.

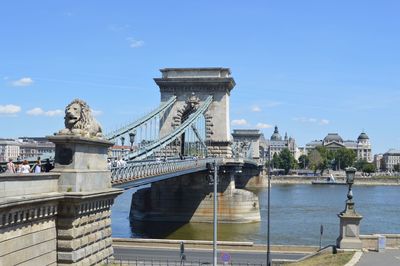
[58,99,103,138]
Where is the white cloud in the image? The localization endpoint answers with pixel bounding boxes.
[256,123,273,129]
[293,117,330,125]
[320,119,330,125]
[127,37,144,48]
[265,101,282,108]
[12,77,34,87]
[0,104,21,114]
[251,106,262,112]
[26,107,63,117]
[231,119,248,126]
[91,109,103,116]
[108,24,130,32]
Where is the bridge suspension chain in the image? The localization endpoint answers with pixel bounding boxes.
[123,95,213,161]
[105,96,176,141]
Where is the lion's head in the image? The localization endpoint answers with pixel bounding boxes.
[60,99,103,138]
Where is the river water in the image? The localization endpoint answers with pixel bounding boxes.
[111,184,400,246]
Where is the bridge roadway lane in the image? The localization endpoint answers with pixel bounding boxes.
[113,246,308,264]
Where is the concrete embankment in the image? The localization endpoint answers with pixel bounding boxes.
[268,175,400,186]
[112,238,318,253]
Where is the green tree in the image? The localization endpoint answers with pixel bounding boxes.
[309,149,322,174]
[298,154,310,169]
[332,148,356,170]
[394,164,400,172]
[271,153,281,169]
[362,163,376,173]
[354,160,375,173]
[315,146,330,175]
[278,148,296,174]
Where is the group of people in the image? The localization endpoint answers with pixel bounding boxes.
[107,157,127,169]
[4,158,54,174]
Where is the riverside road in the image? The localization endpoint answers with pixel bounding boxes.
[113,246,308,264]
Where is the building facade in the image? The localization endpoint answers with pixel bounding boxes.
[17,137,55,160]
[0,139,20,161]
[305,132,372,162]
[264,126,299,160]
[382,149,400,171]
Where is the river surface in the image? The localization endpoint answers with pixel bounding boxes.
[111,184,400,246]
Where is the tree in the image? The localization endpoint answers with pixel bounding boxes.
[298,154,309,169]
[332,148,356,170]
[271,153,281,170]
[394,164,400,172]
[309,149,322,174]
[278,148,296,174]
[354,160,376,173]
[362,163,376,173]
[315,146,330,175]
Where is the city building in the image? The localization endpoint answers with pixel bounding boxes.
[374,154,383,171]
[17,137,55,160]
[265,126,299,160]
[108,145,134,159]
[382,149,400,171]
[0,139,20,162]
[305,132,372,162]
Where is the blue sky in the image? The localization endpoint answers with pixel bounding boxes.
[1,1,399,153]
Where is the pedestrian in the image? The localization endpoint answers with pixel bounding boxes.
[6,158,16,173]
[44,159,53,172]
[31,160,41,173]
[20,160,30,174]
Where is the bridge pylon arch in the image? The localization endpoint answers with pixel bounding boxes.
[154,68,235,158]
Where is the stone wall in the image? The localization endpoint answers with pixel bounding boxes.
[0,199,59,266]
[360,234,400,250]
[57,193,119,265]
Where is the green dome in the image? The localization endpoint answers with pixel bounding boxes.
[358,132,369,140]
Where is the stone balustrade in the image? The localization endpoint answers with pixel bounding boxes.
[0,173,60,200]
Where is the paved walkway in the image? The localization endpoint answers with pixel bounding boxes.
[356,249,400,266]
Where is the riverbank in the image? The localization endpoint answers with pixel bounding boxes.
[268,175,400,186]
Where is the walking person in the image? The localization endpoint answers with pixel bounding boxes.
[31,160,41,173]
[20,160,30,174]
[6,158,16,173]
[44,159,53,172]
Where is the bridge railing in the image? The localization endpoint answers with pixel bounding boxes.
[110,158,220,184]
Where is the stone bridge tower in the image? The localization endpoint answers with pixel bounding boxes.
[154,68,235,157]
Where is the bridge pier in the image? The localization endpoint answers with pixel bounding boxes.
[130,164,261,224]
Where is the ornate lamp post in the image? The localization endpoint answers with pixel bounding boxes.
[120,136,125,157]
[336,167,363,249]
[266,145,272,266]
[129,130,136,152]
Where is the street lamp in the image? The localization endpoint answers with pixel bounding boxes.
[129,130,136,152]
[207,161,218,266]
[120,136,125,157]
[345,167,356,202]
[336,166,363,249]
[266,146,272,266]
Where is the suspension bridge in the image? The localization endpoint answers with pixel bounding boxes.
[105,68,264,193]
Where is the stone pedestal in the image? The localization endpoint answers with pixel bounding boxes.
[336,201,363,249]
[48,135,123,265]
[48,135,113,192]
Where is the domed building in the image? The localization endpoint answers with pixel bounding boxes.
[356,132,372,162]
[266,126,299,159]
[305,131,372,162]
[270,126,282,141]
